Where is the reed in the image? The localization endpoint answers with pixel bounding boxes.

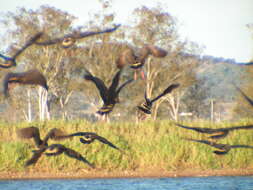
[0,119,253,173]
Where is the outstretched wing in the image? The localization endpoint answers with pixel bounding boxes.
[151,83,180,103]
[35,37,63,45]
[62,145,95,168]
[226,125,253,131]
[234,85,253,107]
[21,69,48,90]
[84,68,108,103]
[116,48,136,69]
[0,53,11,61]
[35,25,120,46]
[146,45,168,57]
[17,126,43,148]
[185,138,230,150]
[175,123,216,134]
[92,134,121,151]
[25,148,46,167]
[44,144,65,156]
[42,128,68,145]
[3,72,23,97]
[108,70,122,101]
[184,138,213,146]
[12,32,43,59]
[76,24,120,39]
[137,45,167,64]
[69,132,121,151]
[3,69,48,97]
[116,79,133,95]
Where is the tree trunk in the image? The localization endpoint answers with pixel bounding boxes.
[38,87,50,121]
[165,92,183,121]
[27,89,32,122]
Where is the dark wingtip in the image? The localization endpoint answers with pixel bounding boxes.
[83,68,93,80]
[213,150,228,155]
[137,105,151,114]
[44,84,49,91]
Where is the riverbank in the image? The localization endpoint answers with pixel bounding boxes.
[1,168,253,180]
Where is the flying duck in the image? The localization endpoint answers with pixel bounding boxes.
[3,69,48,97]
[0,32,43,68]
[175,123,253,139]
[138,83,180,114]
[84,68,133,115]
[117,45,167,79]
[17,126,67,148]
[184,138,253,155]
[25,143,94,168]
[35,24,120,48]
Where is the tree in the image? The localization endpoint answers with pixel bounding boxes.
[0,6,85,121]
[127,6,200,121]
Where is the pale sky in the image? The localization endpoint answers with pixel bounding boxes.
[0,0,252,62]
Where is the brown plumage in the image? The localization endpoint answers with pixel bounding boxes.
[35,24,120,48]
[64,132,124,154]
[84,68,133,115]
[137,83,180,115]
[17,126,67,148]
[175,123,253,139]
[25,144,94,168]
[184,138,253,155]
[0,32,43,68]
[18,127,93,168]
[3,69,48,97]
[117,45,167,79]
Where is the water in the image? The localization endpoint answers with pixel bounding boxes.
[1,176,253,190]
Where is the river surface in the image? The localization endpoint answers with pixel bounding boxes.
[1,176,253,190]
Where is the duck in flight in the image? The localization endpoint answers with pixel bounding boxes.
[84,68,133,115]
[3,69,48,97]
[117,45,167,80]
[175,123,253,139]
[0,32,43,68]
[137,83,180,114]
[35,24,120,48]
[184,138,253,155]
[17,126,67,148]
[62,131,123,153]
[26,143,94,168]
[18,126,94,168]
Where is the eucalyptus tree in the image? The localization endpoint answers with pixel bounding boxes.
[0,6,93,120]
[128,6,200,120]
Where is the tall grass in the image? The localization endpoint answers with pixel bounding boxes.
[0,119,253,173]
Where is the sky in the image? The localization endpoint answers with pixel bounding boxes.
[0,0,252,62]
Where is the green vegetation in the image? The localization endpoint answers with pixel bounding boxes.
[0,119,253,173]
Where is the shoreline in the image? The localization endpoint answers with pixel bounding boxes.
[1,169,253,180]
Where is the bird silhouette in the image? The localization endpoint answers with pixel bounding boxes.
[63,132,123,153]
[17,126,67,148]
[117,45,167,79]
[35,24,120,48]
[18,127,94,168]
[175,123,253,139]
[25,144,94,168]
[137,83,180,114]
[84,68,133,115]
[184,138,253,155]
[3,69,48,97]
[0,32,43,68]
